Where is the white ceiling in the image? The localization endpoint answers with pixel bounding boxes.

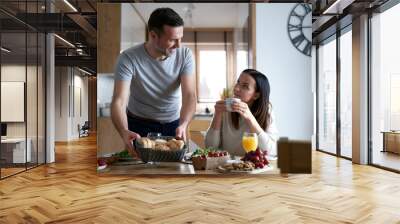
[131,3,249,29]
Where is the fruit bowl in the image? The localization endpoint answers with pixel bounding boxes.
[241,148,269,169]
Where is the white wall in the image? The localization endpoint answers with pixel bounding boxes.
[256,3,312,141]
[1,63,47,163]
[54,67,89,141]
[71,74,89,138]
[236,3,249,28]
[1,82,25,122]
[121,3,146,51]
[1,65,40,138]
[55,67,69,141]
[1,66,26,127]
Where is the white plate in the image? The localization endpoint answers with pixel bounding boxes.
[217,165,273,174]
[97,164,107,170]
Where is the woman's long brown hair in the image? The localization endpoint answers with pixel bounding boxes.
[231,69,271,130]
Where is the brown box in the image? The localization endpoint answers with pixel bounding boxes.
[277,138,312,174]
[383,131,400,154]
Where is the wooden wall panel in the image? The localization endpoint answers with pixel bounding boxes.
[88,77,97,131]
[97,4,121,73]
[97,117,124,156]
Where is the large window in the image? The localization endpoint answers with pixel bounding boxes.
[390,75,400,130]
[198,50,227,101]
[317,36,337,154]
[316,27,353,159]
[339,29,352,158]
[183,29,249,111]
[371,3,400,171]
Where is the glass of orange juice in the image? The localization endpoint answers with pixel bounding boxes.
[242,132,258,153]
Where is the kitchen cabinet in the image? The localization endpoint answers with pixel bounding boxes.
[187,116,212,148]
[97,117,125,156]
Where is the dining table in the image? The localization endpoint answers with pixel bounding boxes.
[98,140,280,176]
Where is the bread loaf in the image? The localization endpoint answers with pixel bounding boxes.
[137,137,154,148]
[166,139,185,150]
[155,143,170,150]
[138,137,183,151]
[176,140,184,149]
[155,139,167,144]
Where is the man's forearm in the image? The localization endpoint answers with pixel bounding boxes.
[179,93,196,126]
[111,100,128,136]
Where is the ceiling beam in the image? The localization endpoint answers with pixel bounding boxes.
[55,55,96,72]
[67,13,97,39]
[312,15,335,34]
[322,0,356,14]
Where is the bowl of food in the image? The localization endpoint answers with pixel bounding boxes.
[135,136,186,163]
[191,148,230,170]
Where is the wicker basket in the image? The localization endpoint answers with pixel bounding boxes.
[134,136,186,163]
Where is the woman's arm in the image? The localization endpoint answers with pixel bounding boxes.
[205,126,221,149]
[230,101,263,134]
[205,100,226,148]
[243,115,264,134]
[209,100,225,130]
[231,102,278,154]
[205,114,223,148]
[258,112,279,154]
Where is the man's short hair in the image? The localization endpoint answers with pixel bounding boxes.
[148,8,184,35]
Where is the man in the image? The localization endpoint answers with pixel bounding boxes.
[111,8,196,157]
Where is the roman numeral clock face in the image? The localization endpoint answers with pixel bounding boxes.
[287,3,312,56]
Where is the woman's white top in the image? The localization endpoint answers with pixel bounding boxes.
[205,111,278,157]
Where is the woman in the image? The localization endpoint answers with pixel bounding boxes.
[205,69,278,156]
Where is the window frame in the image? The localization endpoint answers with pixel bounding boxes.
[183,28,241,104]
[315,24,353,161]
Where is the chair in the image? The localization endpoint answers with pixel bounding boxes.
[78,121,90,138]
[187,119,211,149]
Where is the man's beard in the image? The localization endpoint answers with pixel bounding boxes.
[154,45,174,58]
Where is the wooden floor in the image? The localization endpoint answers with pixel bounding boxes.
[1,135,400,223]
[1,163,45,178]
[373,151,400,171]
[1,167,26,178]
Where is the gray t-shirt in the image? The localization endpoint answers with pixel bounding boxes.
[114,43,194,122]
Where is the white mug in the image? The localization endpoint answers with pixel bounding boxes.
[225,98,241,112]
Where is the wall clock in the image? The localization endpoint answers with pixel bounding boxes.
[287,3,312,57]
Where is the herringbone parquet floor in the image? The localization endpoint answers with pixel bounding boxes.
[1,135,400,223]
